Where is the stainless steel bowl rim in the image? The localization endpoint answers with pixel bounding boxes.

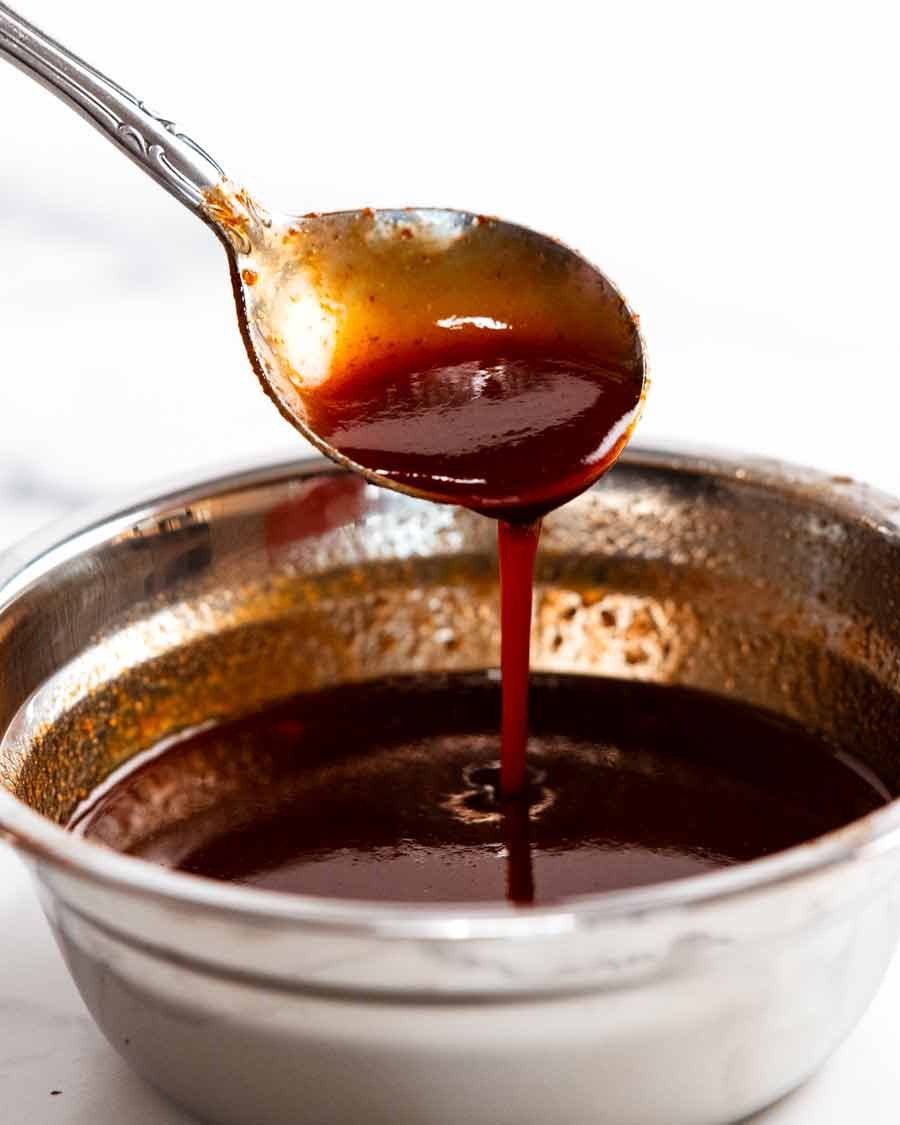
[3,444,900,942]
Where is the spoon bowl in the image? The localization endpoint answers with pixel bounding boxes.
[208,189,646,508]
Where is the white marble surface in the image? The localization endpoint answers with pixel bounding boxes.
[2,0,900,1120]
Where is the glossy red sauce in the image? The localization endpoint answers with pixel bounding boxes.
[306,348,643,521]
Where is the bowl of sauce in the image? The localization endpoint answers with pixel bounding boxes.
[2,449,900,1125]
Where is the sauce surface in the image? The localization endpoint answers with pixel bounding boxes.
[72,674,889,906]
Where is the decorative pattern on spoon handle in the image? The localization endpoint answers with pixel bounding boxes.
[0,2,226,211]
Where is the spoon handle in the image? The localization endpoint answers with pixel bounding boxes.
[0,3,226,213]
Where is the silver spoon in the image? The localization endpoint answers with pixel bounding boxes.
[0,3,645,506]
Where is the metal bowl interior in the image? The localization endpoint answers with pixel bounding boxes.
[3,446,900,940]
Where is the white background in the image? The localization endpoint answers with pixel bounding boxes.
[1,1,898,1121]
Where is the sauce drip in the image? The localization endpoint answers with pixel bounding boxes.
[498,519,540,795]
[71,674,890,905]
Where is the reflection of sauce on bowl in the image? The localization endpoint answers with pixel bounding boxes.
[265,475,368,557]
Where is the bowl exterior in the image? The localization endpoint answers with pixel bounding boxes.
[36,852,900,1125]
